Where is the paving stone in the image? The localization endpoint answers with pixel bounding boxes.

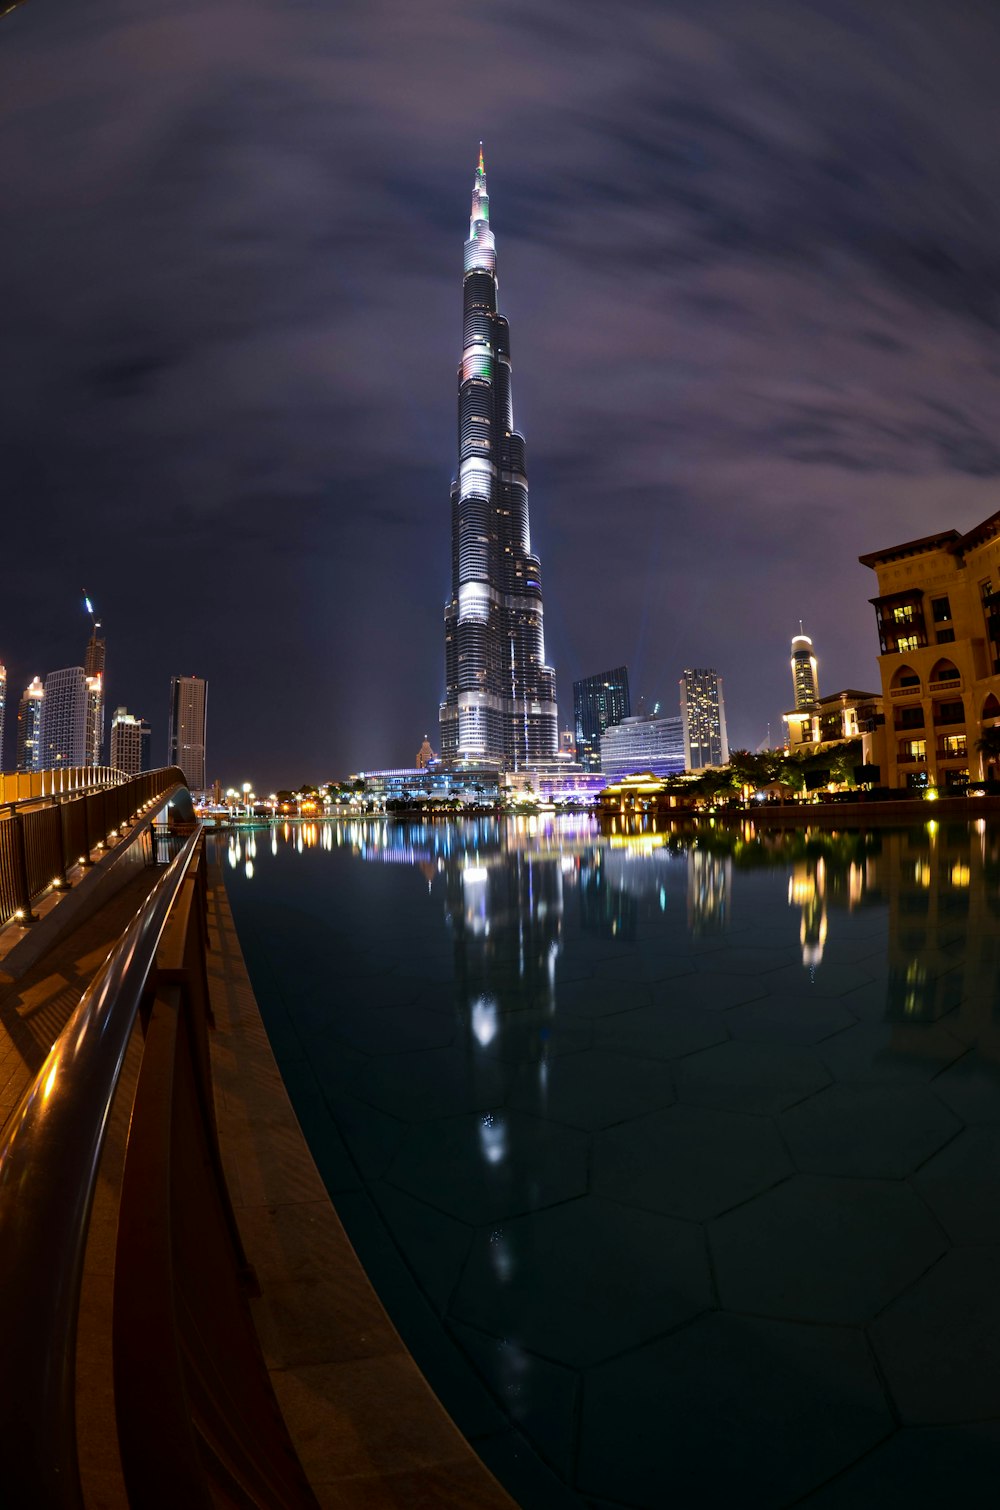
[475,1013,593,1063]
[726,994,857,1045]
[593,1004,729,1061]
[449,1323,578,1481]
[799,1424,1000,1506]
[594,1103,791,1220]
[818,1020,965,1085]
[451,1197,710,1367]
[579,1313,891,1507]
[779,1083,961,1178]
[912,1127,1000,1244]
[710,1174,947,1324]
[385,1109,589,1224]
[553,975,653,1017]
[506,1050,674,1130]
[675,1040,830,1115]
[870,1249,1000,1423]
[931,1049,1000,1123]
[357,1046,509,1122]
[761,961,880,997]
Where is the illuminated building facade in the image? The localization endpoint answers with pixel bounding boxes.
[440,148,558,769]
[84,621,106,766]
[860,511,1000,789]
[168,675,207,790]
[791,632,819,711]
[783,688,884,761]
[110,707,151,776]
[0,661,6,770]
[573,666,631,771]
[600,714,685,779]
[16,677,44,771]
[680,668,729,771]
[41,666,88,767]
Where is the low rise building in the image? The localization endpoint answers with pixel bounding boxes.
[601,714,686,780]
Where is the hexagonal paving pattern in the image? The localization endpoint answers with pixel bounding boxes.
[593,1103,792,1220]
[450,1196,711,1367]
[779,1083,961,1178]
[710,1174,947,1323]
[384,1109,590,1224]
[870,1249,1000,1423]
[675,1039,831,1115]
[226,816,1000,1510]
[579,1313,891,1506]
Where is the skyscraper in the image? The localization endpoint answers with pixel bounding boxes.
[84,616,106,766]
[110,707,151,776]
[573,667,631,771]
[791,630,819,711]
[0,662,6,771]
[440,147,558,769]
[168,676,207,790]
[680,668,729,771]
[16,677,44,772]
[41,667,88,767]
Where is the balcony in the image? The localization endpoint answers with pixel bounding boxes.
[929,677,962,694]
[890,684,922,699]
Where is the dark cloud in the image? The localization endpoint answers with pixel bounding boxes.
[3,0,1000,782]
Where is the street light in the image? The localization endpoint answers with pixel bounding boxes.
[242,781,252,817]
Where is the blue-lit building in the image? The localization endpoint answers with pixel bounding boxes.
[600,714,686,779]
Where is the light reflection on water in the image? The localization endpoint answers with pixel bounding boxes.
[224,814,1000,1509]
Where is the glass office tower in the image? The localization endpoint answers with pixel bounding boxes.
[573,666,631,771]
[440,148,558,769]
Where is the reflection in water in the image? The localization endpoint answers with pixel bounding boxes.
[234,814,1000,1062]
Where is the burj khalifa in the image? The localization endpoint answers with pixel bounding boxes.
[439,148,558,769]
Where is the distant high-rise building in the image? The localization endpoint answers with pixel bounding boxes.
[601,714,685,779]
[573,667,631,771]
[0,661,6,771]
[680,668,729,771]
[110,707,151,776]
[16,677,44,772]
[439,147,558,769]
[559,727,576,759]
[791,630,819,711]
[168,676,207,790]
[84,615,106,765]
[41,667,88,768]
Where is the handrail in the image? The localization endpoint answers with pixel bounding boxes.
[0,824,202,1510]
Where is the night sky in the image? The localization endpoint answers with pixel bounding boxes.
[4,1,1000,790]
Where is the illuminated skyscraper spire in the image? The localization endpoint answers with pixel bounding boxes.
[440,150,559,768]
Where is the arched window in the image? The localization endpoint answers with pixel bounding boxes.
[891,663,920,691]
[929,658,961,684]
[982,693,1000,725]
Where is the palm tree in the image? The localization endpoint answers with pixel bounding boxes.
[975,727,1000,781]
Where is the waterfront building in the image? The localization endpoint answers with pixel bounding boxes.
[600,714,685,779]
[791,630,819,712]
[41,667,88,768]
[680,668,729,771]
[439,147,558,769]
[860,511,1000,789]
[573,667,631,772]
[168,675,207,791]
[783,689,884,758]
[16,677,44,771]
[0,661,5,770]
[110,707,151,776]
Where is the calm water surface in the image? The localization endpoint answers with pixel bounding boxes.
[224,815,1000,1509]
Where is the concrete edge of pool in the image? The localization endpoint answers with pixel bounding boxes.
[206,860,520,1509]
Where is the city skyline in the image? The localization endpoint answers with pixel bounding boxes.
[5,6,1000,787]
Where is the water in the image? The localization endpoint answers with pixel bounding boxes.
[223,814,1000,1508]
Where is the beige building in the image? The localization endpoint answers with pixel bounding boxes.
[860,511,1000,790]
[783,688,884,759]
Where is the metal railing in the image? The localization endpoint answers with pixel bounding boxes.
[0,826,317,1508]
[0,767,185,929]
[0,766,126,804]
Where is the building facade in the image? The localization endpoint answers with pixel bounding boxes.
[439,148,558,769]
[573,667,631,771]
[600,714,685,779]
[84,622,106,766]
[16,677,44,772]
[41,667,88,768]
[783,688,884,770]
[860,512,1000,790]
[168,675,207,791]
[791,632,819,712]
[110,707,151,776]
[680,668,729,771]
[0,661,6,771]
